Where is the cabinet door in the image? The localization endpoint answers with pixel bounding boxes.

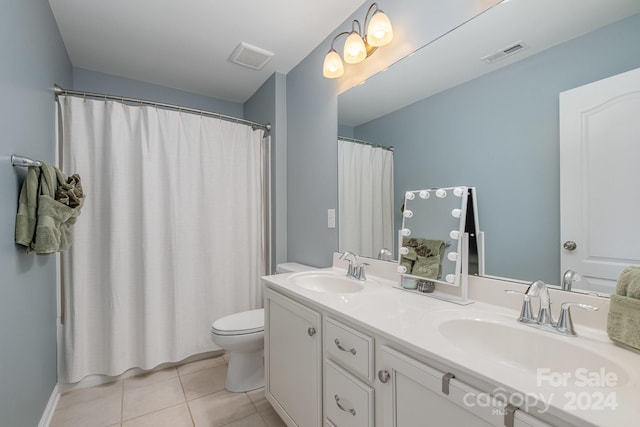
[378,345,505,427]
[265,289,322,427]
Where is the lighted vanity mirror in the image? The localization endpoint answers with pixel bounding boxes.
[397,186,478,288]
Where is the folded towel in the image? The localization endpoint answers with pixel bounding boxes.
[15,167,41,247]
[405,237,420,248]
[607,294,640,351]
[399,256,414,274]
[422,239,445,258]
[616,266,640,299]
[412,255,441,279]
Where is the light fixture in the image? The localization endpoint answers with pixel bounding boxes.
[322,2,393,79]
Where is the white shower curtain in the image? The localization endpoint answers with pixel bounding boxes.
[59,96,266,383]
[338,139,394,259]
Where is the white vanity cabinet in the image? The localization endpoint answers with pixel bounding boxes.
[265,289,322,427]
[324,317,375,427]
[264,285,555,427]
[377,345,552,427]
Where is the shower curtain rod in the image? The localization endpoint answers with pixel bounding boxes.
[53,84,271,133]
[338,136,394,151]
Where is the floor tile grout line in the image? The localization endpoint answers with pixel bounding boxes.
[119,380,124,425]
[176,368,196,427]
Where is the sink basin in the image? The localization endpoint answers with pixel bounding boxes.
[438,318,629,386]
[288,271,375,294]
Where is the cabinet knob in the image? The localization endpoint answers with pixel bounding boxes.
[378,370,391,383]
[307,327,316,336]
[563,240,577,251]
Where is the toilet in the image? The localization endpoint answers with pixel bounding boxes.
[210,262,316,392]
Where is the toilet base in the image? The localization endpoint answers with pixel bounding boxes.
[226,349,264,392]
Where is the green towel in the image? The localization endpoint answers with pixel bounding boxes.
[411,255,440,279]
[15,167,41,247]
[15,161,84,254]
[616,266,640,299]
[607,294,640,351]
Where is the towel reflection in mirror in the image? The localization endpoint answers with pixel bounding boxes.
[399,237,445,279]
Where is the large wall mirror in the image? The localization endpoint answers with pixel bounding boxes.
[337,0,640,295]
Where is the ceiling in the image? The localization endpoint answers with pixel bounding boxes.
[48,0,367,103]
[338,0,640,127]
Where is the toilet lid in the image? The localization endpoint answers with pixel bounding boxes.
[211,308,264,336]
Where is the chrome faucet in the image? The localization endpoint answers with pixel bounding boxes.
[339,251,357,277]
[561,269,580,291]
[525,280,554,327]
[339,251,369,281]
[377,248,393,261]
[506,279,599,336]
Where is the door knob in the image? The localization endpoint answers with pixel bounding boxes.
[563,241,577,251]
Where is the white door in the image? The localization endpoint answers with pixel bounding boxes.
[560,67,640,294]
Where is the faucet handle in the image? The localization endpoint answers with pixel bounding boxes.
[505,290,536,324]
[556,302,599,336]
[354,262,369,281]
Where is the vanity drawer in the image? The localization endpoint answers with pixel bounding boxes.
[324,317,374,380]
[325,360,374,427]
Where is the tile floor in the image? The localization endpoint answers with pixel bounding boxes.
[51,354,286,427]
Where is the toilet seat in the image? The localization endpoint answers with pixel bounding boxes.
[211,308,264,336]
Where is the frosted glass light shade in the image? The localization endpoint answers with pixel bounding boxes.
[343,32,367,64]
[367,11,393,47]
[323,49,344,78]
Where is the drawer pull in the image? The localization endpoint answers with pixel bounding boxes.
[334,338,357,355]
[334,394,356,416]
[378,370,391,383]
[307,327,316,336]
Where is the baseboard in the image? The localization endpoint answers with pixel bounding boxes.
[38,384,60,427]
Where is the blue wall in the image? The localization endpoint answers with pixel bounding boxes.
[73,68,243,117]
[0,1,72,426]
[354,13,640,284]
[245,73,288,272]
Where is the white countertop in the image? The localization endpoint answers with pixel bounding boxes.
[262,264,640,427]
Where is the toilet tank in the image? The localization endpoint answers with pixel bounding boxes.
[275,262,317,274]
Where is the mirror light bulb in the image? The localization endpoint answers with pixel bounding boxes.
[405,191,415,200]
[446,274,456,283]
[447,252,458,262]
[453,187,466,197]
[397,265,407,274]
[419,190,429,199]
[403,209,413,218]
[400,228,411,237]
[436,189,447,198]
[450,230,460,240]
[399,247,409,255]
[451,208,462,218]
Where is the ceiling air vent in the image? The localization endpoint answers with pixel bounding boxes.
[481,41,529,64]
[229,42,274,70]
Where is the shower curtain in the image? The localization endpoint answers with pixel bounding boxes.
[59,96,266,383]
[338,139,394,259]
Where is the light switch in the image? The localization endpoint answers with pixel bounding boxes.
[327,209,336,229]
